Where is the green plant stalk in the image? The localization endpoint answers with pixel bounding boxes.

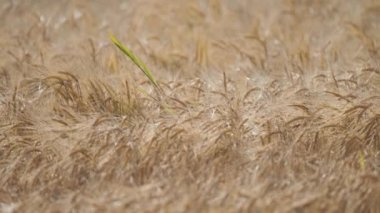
[110,34,159,88]
[110,34,174,114]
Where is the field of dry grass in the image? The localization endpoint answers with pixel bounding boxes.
[0,0,380,212]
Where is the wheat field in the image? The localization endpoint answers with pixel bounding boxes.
[0,0,379,212]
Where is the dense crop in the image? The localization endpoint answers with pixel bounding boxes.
[0,0,379,212]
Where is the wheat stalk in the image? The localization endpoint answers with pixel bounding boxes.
[110,34,159,89]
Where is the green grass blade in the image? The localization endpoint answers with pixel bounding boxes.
[110,34,159,88]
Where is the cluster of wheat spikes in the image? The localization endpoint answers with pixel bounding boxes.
[0,0,380,212]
